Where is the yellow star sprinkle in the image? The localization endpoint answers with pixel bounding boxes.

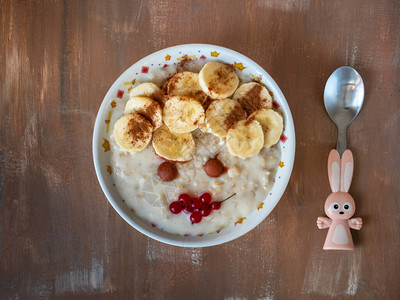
[233,62,246,70]
[257,203,264,211]
[102,138,110,152]
[211,51,220,57]
[111,100,116,108]
[235,217,246,226]
[279,161,285,168]
[165,54,171,61]
[107,166,112,174]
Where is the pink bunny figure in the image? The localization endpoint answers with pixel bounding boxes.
[317,149,363,250]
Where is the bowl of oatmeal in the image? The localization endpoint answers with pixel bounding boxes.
[93,44,295,247]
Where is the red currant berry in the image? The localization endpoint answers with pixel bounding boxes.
[190,212,202,224]
[169,201,183,214]
[211,201,221,210]
[178,193,191,206]
[191,198,202,209]
[184,205,194,213]
[200,193,212,204]
[200,204,212,217]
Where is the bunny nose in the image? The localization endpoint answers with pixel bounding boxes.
[339,211,344,215]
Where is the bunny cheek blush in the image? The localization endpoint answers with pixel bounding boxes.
[317,149,363,250]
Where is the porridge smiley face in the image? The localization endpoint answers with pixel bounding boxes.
[109,61,283,235]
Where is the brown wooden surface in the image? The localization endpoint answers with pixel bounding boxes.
[1,0,399,299]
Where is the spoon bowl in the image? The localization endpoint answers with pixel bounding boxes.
[324,66,364,155]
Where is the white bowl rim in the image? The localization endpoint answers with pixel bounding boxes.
[93,43,295,247]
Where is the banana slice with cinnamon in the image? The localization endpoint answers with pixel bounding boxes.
[113,113,154,153]
[165,72,212,109]
[226,119,264,159]
[205,98,247,138]
[152,124,196,162]
[129,82,165,106]
[249,108,283,148]
[199,62,239,99]
[124,96,162,130]
[162,96,205,133]
[232,82,272,115]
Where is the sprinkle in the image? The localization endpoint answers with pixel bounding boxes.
[249,72,262,82]
[117,90,124,98]
[110,100,116,108]
[280,134,288,143]
[233,62,246,70]
[141,66,149,73]
[102,139,110,152]
[235,217,246,226]
[273,101,280,109]
[106,111,112,133]
[107,166,112,174]
[210,51,219,57]
[177,54,195,61]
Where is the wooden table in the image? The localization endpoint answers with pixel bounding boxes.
[1,0,399,299]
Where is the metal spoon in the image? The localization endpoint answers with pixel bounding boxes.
[324,66,364,155]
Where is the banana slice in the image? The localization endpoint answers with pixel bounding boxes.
[152,124,196,162]
[130,82,166,107]
[113,113,154,153]
[163,96,205,133]
[205,99,247,138]
[199,62,239,99]
[124,96,162,129]
[226,119,264,159]
[232,82,272,115]
[249,108,283,148]
[165,72,212,110]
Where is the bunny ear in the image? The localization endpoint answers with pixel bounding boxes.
[340,149,354,192]
[328,149,341,192]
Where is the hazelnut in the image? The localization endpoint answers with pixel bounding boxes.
[157,162,178,182]
[204,158,225,177]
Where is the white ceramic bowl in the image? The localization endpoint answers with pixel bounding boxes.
[93,44,295,247]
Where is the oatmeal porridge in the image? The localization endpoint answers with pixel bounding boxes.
[109,59,283,236]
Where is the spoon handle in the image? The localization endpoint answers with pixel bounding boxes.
[317,149,363,250]
[336,127,347,156]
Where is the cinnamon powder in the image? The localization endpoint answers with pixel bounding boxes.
[223,103,246,129]
[238,83,264,115]
[127,116,152,145]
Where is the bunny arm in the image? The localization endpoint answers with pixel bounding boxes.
[348,217,363,230]
[317,217,332,229]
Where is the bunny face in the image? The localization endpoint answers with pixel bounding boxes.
[325,192,356,220]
